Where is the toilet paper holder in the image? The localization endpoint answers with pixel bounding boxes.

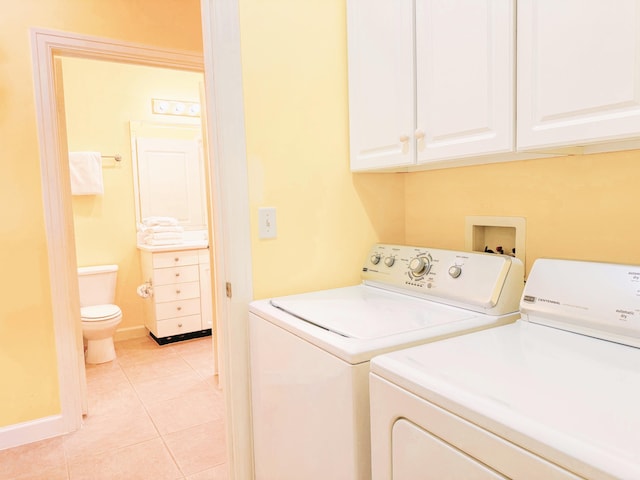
[137,281,153,298]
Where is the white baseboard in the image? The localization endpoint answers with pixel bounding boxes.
[0,414,67,451]
[114,325,148,342]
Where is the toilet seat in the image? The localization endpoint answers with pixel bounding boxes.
[81,304,122,322]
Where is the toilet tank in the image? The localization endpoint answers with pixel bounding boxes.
[77,264,118,307]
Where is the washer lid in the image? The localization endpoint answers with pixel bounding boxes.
[270,285,477,339]
[81,304,121,321]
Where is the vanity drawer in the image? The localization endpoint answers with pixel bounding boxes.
[152,251,199,268]
[153,265,199,286]
[155,297,201,320]
[156,314,202,337]
[154,281,200,303]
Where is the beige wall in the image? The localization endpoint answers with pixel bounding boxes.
[0,1,202,427]
[63,57,203,332]
[405,150,640,275]
[238,0,405,299]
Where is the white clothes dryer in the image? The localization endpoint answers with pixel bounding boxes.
[249,243,524,480]
[370,258,640,480]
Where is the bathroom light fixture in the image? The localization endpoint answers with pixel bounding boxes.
[172,102,186,114]
[151,98,201,117]
[153,99,170,113]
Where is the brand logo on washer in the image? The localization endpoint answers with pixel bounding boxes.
[523,295,536,303]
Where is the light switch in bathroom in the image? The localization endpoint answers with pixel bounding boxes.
[258,207,277,239]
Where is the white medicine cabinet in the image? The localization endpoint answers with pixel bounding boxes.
[348,0,640,172]
[130,121,207,231]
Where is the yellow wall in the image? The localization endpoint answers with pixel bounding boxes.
[0,0,202,428]
[63,57,203,332]
[238,0,640,301]
[239,0,405,299]
[11,0,638,441]
[405,150,640,275]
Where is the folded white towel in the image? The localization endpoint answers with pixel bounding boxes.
[137,224,184,234]
[69,151,104,195]
[144,237,184,246]
[144,232,184,241]
[142,216,179,227]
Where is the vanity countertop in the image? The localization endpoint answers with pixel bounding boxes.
[136,240,209,253]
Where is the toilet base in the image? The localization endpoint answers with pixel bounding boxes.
[85,337,116,364]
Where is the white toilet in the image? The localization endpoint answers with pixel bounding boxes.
[77,264,123,364]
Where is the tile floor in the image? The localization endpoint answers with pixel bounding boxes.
[0,335,228,480]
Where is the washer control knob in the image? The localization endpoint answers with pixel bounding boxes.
[448,265,462,278]
[370,253,381,265]
[409,256,431,276]
[384,256,395,267]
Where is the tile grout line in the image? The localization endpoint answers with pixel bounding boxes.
[117,339,189,479]
[116,336,220,479]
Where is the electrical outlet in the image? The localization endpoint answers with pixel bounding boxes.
[258,207,277,239]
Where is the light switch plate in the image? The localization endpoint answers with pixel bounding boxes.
[258,207,277,239]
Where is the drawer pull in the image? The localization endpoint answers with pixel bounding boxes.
[177,306,182,311]
[174,257,179,262]
[178,323,183,328]
[175,273,180,277]
[176,289,181,294]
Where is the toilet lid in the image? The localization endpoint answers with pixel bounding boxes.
[81,304,122,321]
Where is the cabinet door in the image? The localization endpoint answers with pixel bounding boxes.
[347,0,415,171]
[518,0,640,151]
[416,0,515,164]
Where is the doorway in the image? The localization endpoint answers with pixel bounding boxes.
[61,56,216,361]
[30,27,217,437]
[32,20,255,478]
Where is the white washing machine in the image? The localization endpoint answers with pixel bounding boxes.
[249,243,524,480]
[370,258,640,480]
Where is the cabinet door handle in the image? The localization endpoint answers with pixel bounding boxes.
[415,129,425,140]
[399,134,410,143]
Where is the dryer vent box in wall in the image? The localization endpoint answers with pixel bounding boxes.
[465,216,525,266]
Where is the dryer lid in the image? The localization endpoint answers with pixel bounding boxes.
[81,304,121,321]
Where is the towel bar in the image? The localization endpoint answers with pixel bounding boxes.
[101,154,122,162]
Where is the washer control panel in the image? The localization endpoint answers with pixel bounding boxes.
[361,244,524,314]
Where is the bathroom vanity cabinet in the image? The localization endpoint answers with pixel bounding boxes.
[139,247,213,344]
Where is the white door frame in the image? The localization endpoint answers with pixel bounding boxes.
[30,19,253,478]
[201,1,255,478]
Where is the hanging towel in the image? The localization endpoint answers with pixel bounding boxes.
[69,151,104,195]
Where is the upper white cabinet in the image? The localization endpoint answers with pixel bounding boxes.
[517,0,640,152]
[347,0,516,171]
[347,0,414,171]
